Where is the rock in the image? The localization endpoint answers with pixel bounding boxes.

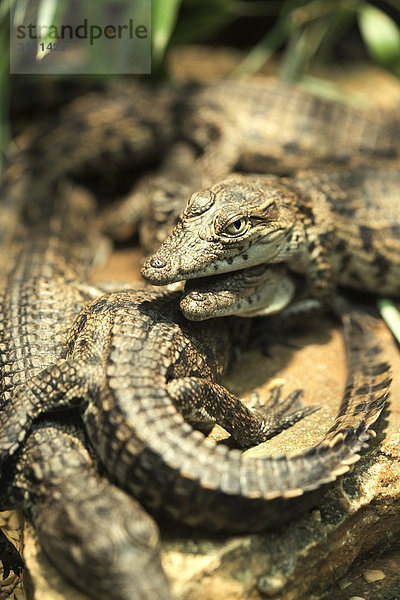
[159,318,400,600]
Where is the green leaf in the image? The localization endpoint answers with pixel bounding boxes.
[170,0,234,46]
[37,0,58,27]
[35,0,67,60]
[377,299,400,345]
[233,18,290,76]
[358,5,400,66]
[299,74,357,104]
[152,0,182,66]
[0,27,10,165]
[281,2,358,82]
[10,0,31,27]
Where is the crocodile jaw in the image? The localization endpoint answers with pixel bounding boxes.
[179,264,295,321]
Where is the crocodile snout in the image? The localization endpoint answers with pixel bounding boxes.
[141,252,179,285]
[180,290,213,321]
[141,220,209,285]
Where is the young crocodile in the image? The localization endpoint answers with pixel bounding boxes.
[0,186,170,599]
[101,78,400,239]
[4,78,399,246]
[0,289,390,533]
[141,166,400,317]
[0,414,168,600]
[179,78,400,179]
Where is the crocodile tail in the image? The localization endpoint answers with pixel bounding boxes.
[322,303,391,444]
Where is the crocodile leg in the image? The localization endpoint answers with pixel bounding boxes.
[167,377,317,447]
[0,349,313,458]
[0,360,95,463]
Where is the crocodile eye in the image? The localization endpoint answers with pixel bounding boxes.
[223,218,249,237]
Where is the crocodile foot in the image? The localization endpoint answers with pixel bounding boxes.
[247,386,319,443]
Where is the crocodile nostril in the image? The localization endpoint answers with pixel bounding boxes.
[188,292,203,301]
[150,257,167,269]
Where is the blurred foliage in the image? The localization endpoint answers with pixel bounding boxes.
[378,299,400,345]
[1,0,400,157]
[359,4,400,76]
[34,0,67,60]
[152,0,182,69]
[155,0,400,79]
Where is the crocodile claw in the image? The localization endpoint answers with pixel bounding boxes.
[249,386,320,441]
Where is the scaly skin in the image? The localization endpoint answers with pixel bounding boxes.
[0,184,101,579]
[0,76,395,590]
[0,289,390,533]
[181,263,296,320]
[0,417,168,600]
[0,187,170,599]
[0,184,102,407]
[0,81,178,261]
[102,78,400,239]
[4,78,399,247]
[141,166,400,316]
[180,78,400,179]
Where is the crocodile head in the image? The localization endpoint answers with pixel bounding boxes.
[180,264,296,321]
[141,174,301,286]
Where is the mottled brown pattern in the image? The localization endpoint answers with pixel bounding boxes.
[142,167,400,319]
[0,289,389,533]
[0,187,169,600]
[3,77,399,254]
